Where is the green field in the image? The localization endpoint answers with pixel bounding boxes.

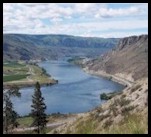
[3,61,57,86]
[3,61,25,67]
[3,74,29,82]
[3,61,29,82]
[17,117,33,128]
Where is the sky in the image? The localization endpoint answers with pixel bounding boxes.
[3,3,148,38]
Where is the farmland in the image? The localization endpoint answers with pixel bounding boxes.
[3,61,57,87]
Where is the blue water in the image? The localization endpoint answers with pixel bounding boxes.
[12,61,124,116]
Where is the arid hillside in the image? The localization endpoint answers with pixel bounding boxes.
[84,35,148,81]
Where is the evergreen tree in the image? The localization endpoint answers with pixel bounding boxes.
[3,86,21,134]
[31,82,48,134]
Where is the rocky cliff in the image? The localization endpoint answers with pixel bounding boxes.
[84,35,148,81]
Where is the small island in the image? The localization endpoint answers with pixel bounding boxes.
[3,61,58,88]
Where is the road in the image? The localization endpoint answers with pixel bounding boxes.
[13,122,66,132]
[26,65,35,82]
[28,65,35,75]
[13,117,77,132]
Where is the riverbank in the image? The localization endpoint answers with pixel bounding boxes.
[47,63,147,134]
[67,58,134,87]
[3,79,58,89]
[83,67,134,87]
[3,61,58,88]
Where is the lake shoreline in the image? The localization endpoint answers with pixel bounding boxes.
[82,67,134,88]
[3,80,58,89]
[3,61,59,89]
[11,60,125,116]
[67,59,133,88]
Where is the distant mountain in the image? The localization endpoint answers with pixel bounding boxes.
[3,34,119,61]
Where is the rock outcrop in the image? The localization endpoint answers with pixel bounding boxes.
[85,35,148,81]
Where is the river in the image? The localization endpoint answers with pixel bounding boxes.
[12,60,124,116]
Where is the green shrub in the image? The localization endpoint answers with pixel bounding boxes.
[103,119,113,129]
[96,107,103,113]
[131,85,141,93]
[114,97,131,107]
[98,113,110,122]
[100,91,122,101]
[121,106,136,115]
[121,94,126,99]
[109,105,118,116]
[100,93,111,100]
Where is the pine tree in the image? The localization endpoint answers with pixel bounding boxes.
[31,82,48,134]
[3,86,21,134]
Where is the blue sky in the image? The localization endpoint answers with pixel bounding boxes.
[3,3,148,38]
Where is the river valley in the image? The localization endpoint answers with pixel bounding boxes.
[12,60,124,116]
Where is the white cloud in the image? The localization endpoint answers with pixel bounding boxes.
[3,3,148,37]
[51,18,63,23]
[95,6,145,18]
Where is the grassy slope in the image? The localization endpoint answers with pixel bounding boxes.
[15,114,75,134]
[17,117,33,128]
[67,113,147,134]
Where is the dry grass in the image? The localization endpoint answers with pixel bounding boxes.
[102,113,148,134]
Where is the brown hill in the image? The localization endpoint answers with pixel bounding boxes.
[85,34,148,81]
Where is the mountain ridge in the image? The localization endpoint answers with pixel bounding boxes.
[3,34,119,61]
